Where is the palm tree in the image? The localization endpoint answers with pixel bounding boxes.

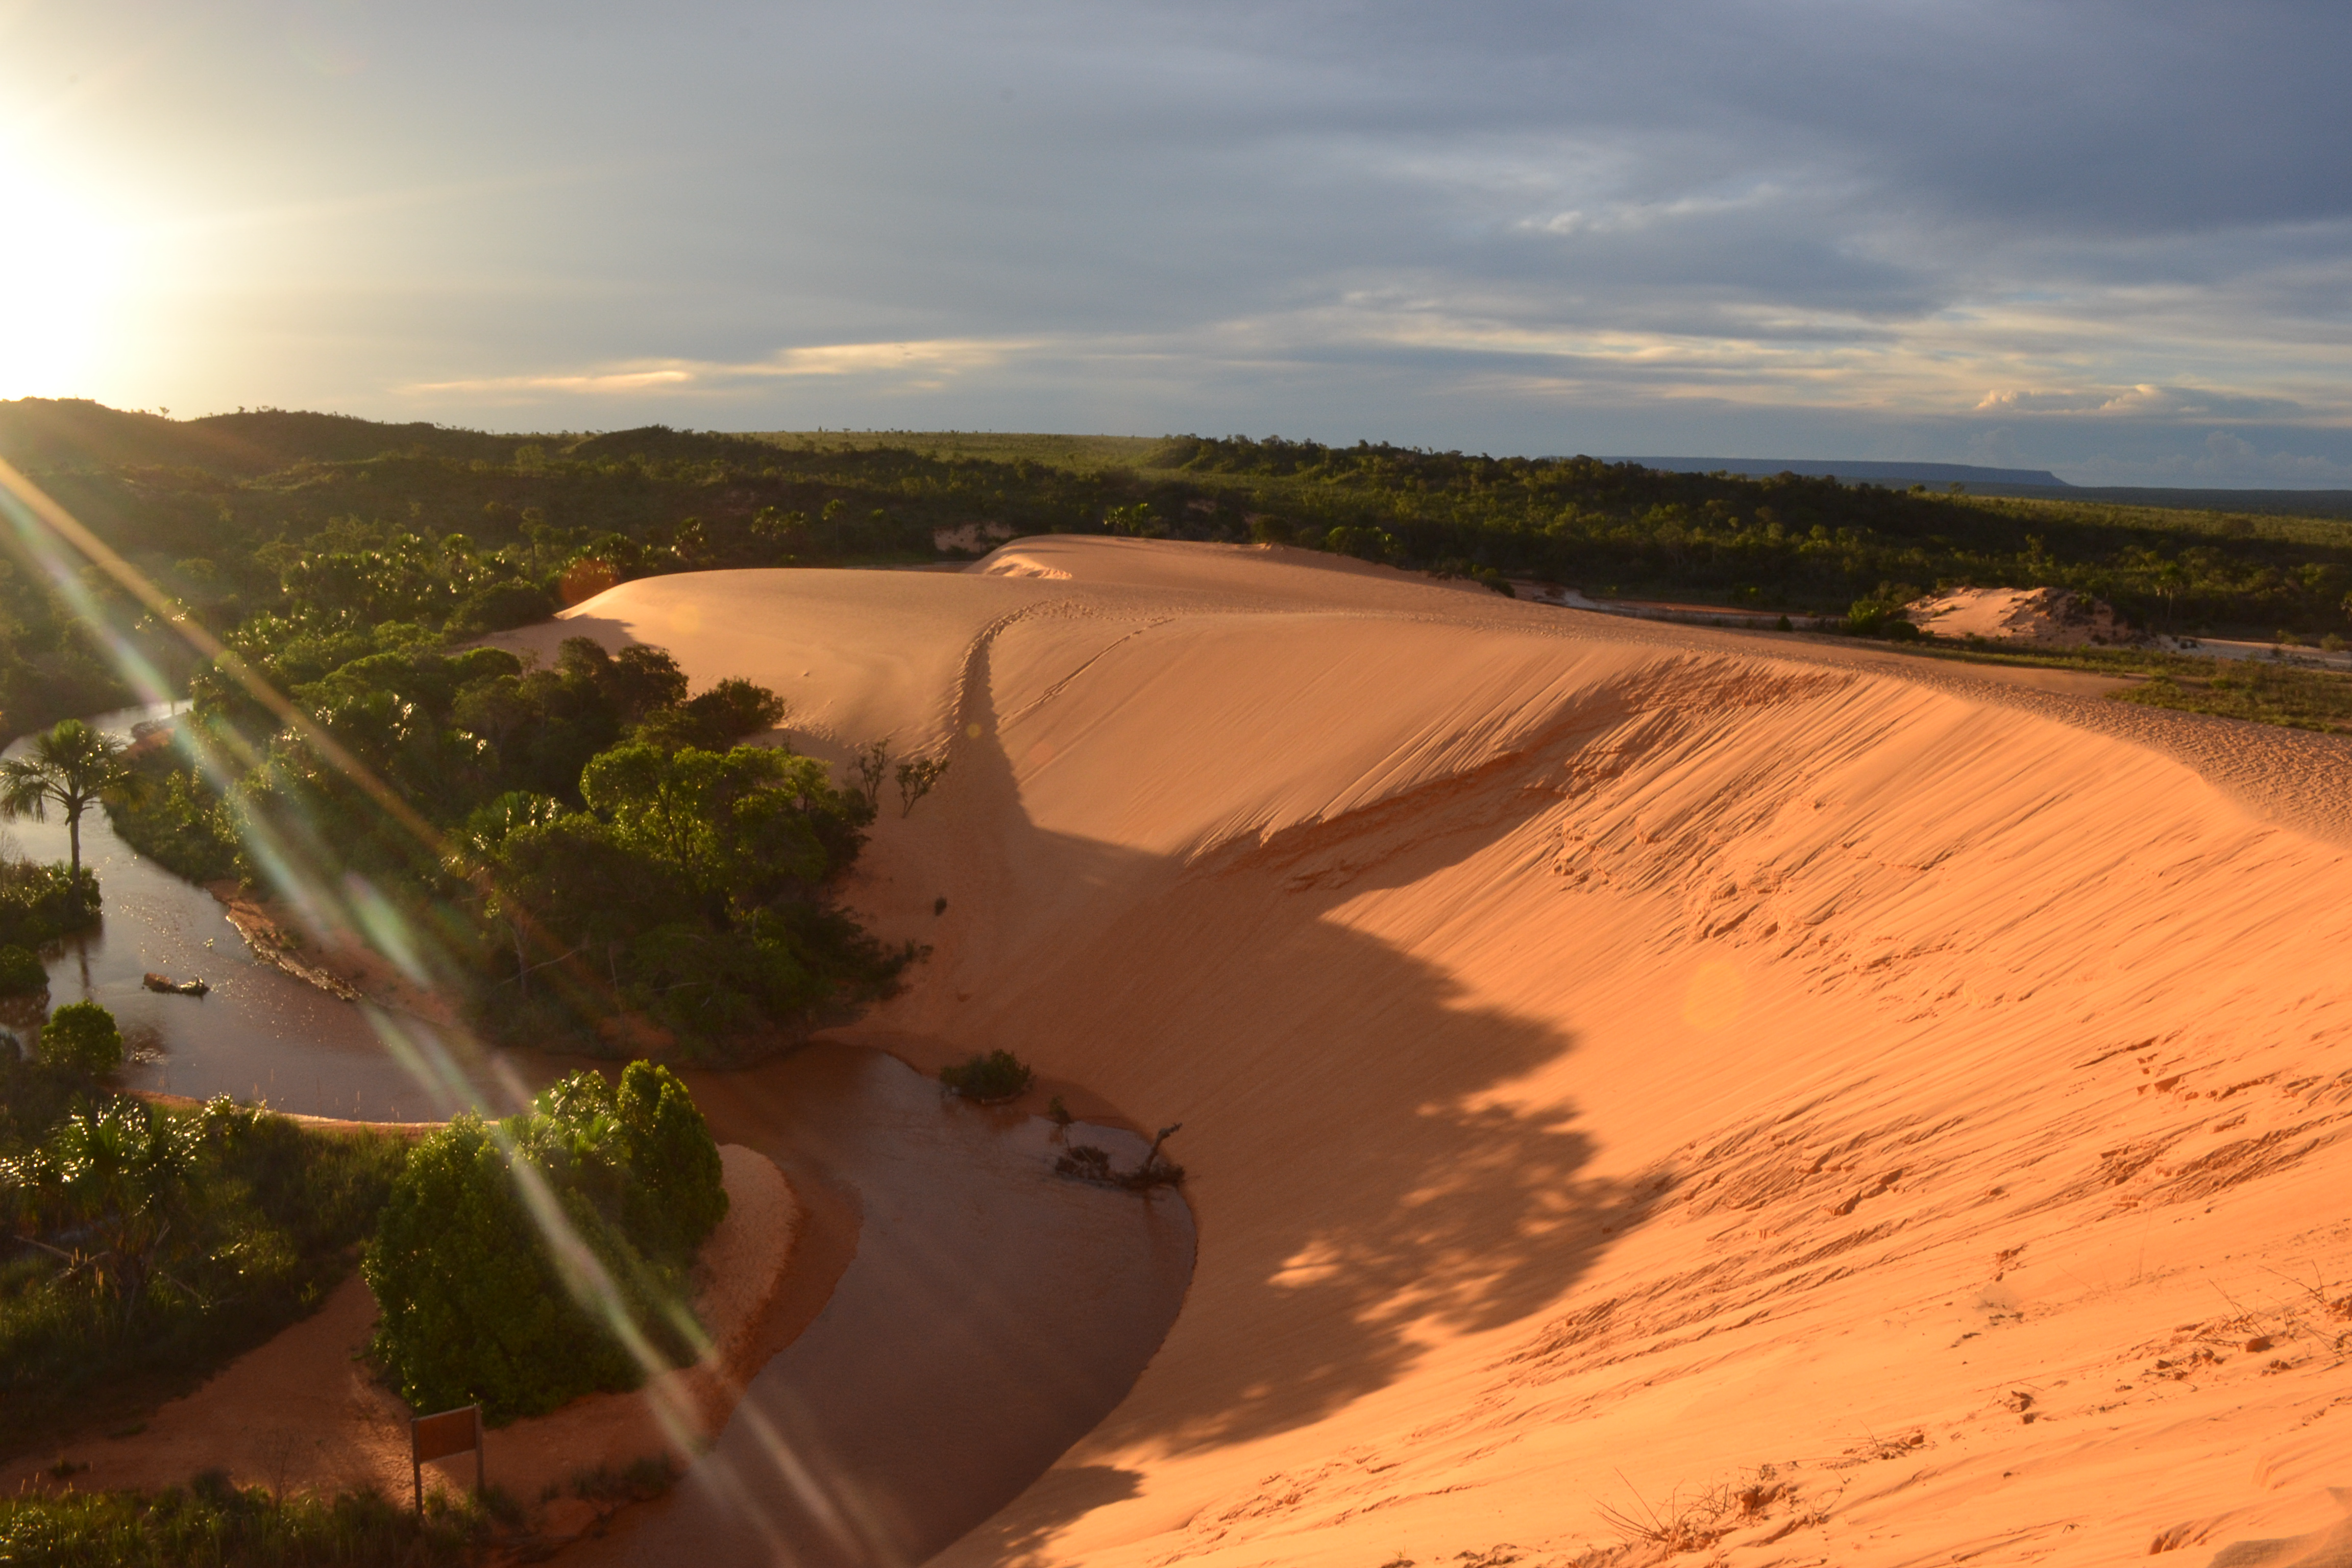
[0,719,134,881]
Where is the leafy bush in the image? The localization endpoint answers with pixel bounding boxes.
[37,1000,121,1076]
[363,1063,727,1424]
[0,1094,409,1461]
[630,677,788,752]
[452,577,555,633]
[0,860,100,950]
[940,1049,1034,1102]
[477,742,899,1053]
[105,760,241,884]
[0,1469,485,1566]
[0,944,43,995]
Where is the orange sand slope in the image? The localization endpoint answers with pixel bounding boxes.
[554,539,2352,1568]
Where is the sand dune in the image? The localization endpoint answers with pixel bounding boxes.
[551,537,2352,1567]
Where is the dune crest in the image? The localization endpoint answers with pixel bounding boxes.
[548,538,2352,1568]
[979,551,1074,580]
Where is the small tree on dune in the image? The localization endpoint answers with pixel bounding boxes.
[895,755,948,818]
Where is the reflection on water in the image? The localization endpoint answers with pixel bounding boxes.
[3,705,497,1120]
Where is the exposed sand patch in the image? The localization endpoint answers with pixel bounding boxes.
[4,1145,797,1537]
[978,550,1073,579]
[1906,583,2140,645]
[531,538,2352,1568]
[199,880,470,1027]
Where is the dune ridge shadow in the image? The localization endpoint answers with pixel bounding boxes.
[931,625,1658,1526]
[582,613,1656,1568]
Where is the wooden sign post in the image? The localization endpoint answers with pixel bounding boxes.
[410,1405,483,1515]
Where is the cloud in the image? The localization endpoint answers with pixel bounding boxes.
[12,0,2352,481]
[402,339,1031,400]
[1971,383,2321,422]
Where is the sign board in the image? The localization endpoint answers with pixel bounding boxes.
[410,1405,483,1514]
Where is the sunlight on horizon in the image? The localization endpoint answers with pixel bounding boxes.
[0,141,132,401]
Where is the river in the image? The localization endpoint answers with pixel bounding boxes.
[2,704,452,1118]
[4,704,1194,1565]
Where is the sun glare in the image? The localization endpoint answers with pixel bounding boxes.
[0,148,128,399]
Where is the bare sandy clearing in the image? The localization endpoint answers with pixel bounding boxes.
[1906,584,2139,646]
[534,537,2352,1568]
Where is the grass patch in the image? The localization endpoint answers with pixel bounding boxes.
[1829,634,2352,735]
[2114,660,2352,734]
[0,1471,486,1566]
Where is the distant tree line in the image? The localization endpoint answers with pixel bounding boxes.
[5,404,2350,756]
[1147,436,2352,639]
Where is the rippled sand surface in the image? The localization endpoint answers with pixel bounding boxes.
[513,538,2352,1567]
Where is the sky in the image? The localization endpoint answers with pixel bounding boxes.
[1,1,2348,484]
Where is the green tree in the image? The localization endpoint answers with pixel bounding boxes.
[0,720,135,881]
[38,999,123,1076]
[363,1065,727,1423]
[579,743,832,910]
[23,1098,202,1316]
[364,1112,634,1420]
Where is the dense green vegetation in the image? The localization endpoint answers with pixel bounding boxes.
[1142,436,2352,640]
[0,942,43,993]
[0,1044,410,1461]
[119,625,907,1054]
[104,751,240,883]
[0,1471,487,1567]
[363,1063,726,1424]
[8,396,2351,774]
[36,1000,122,1075]
[0,856,100,951]
[11,401,2344,661]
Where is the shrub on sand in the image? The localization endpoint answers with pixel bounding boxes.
[939,1049,1033,1103]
